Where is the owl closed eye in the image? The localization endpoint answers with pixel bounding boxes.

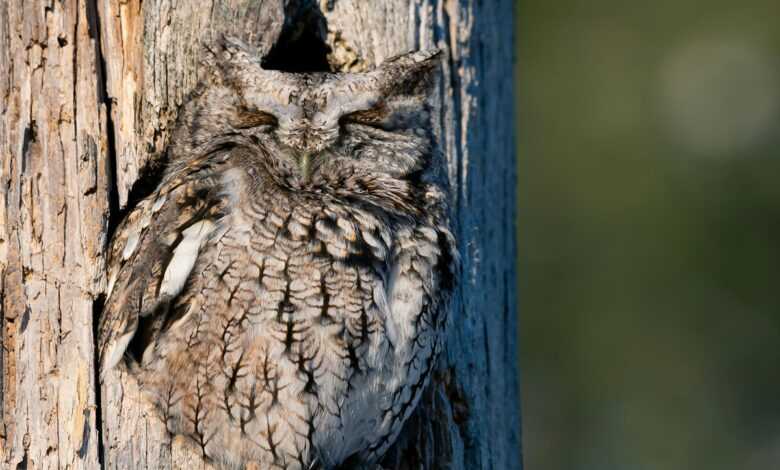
[339,103,388,126]
[230,107,278,129]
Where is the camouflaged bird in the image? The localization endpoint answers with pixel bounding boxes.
[98,37,456,469]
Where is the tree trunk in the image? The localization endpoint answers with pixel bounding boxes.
[0,1,519,469]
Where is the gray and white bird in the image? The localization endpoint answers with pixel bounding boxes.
[98,37,456,470]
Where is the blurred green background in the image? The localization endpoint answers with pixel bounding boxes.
[516,1,780,469]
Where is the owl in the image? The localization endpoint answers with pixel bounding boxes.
[98,37,456,470]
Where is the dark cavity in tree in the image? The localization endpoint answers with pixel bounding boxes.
[263,7,331,73]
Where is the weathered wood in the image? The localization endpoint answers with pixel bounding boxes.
[1,1,518,469]
[95,0,143,209]
[0,1,109,468]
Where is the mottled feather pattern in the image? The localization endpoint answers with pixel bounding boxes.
[99,37,455,469]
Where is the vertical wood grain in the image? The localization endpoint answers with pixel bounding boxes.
[0,1,109,467]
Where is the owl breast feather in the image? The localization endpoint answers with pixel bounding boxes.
[109,169,450,468]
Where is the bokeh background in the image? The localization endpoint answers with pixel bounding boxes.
[516,1,780,469]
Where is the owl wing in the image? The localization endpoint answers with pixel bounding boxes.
[99,158,233,377]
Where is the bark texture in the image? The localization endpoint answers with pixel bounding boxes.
[1,1,518,469]
[0,1,108,468]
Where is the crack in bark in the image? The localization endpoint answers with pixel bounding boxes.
[88,0,112,466]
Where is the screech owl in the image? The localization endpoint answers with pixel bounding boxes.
[98,37,456,470]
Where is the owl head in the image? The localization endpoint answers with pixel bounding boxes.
[168,37,441,204]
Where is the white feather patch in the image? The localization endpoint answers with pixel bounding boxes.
[106,271,119,299]
[121,228,141,260]
[101,330,134,377]
[151,195,166,212]
[159,220,216,298]
[139,212,152,230]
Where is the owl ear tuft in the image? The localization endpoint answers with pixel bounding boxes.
[200,34,263,81]
[383,48,443,66]
[379,48,442,95]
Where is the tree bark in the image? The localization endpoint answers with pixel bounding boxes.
[1,1,519,469]
[1,1,109,468]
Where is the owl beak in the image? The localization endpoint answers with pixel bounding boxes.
[298,152,313,182]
